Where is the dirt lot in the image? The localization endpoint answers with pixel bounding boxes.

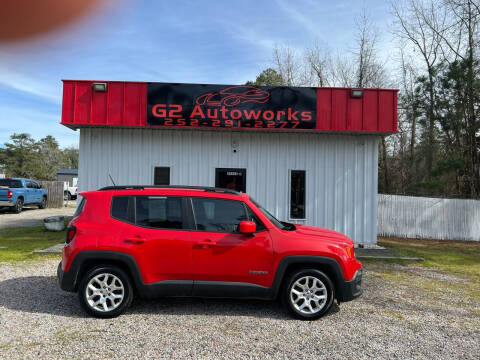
[0,256,479,359]
[0,206,75,229]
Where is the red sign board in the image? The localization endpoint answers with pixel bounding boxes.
[60,80,398,134]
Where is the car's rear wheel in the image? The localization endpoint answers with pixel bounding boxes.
[282,269,334,320]
[78,266,133,318]
[12,198,23,214]
[39,196,47,209]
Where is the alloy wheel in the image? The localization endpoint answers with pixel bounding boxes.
[85,273,125,312]
[290,275,328,314]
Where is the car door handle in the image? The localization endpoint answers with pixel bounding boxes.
[124,237,146,245]
[196,239,217,246]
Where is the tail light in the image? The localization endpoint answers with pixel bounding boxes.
[7,190,12,198]
[66,226,76,244]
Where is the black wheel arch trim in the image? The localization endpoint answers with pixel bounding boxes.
[58,251,144,293]
[58,251,194,299]
[269,255,361,302]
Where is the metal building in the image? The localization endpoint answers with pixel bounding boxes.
[56,168,78,187]
[61,80,398,244]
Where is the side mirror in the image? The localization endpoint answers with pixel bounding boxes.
[239,220,256,235]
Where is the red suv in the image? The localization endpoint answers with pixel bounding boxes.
[58,186,363,320]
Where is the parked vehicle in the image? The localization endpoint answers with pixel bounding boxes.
[63,178,78,200]
[0,178,48,213]
[58,186,363,319]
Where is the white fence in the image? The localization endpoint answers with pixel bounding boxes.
[378,194,480,241]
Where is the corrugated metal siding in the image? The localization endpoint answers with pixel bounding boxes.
[316,88,397,133]
[62,80,147,127]
[79,128,379,244]
[378,194,480,241]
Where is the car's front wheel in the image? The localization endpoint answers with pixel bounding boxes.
[282,269,334,320]
[78,266,133,318]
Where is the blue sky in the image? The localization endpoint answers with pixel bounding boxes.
[0,0,393,148]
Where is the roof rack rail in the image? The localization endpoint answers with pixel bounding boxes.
[98,185,241,195]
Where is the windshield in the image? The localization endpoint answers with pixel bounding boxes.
[251,198,295,230]
[0,179,22,188]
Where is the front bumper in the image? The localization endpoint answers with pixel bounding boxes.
[338,268,363,302]
[0,200,14,207]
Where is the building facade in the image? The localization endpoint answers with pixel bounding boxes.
[57,168,78,187]
[62,80,397,244]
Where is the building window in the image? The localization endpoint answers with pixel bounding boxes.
[290,170,306,219]
[215,168,246,192]
[154,167,170,185]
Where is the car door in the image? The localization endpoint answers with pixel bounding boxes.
[31,181,41,202]
[190,197,274,296]
[111,195,193,295]
[24,181,35,204]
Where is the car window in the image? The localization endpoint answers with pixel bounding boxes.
[111,196,135,223]
[136,196,184,229]
[26,181,33,188]
[192,198,247,233]
[245,205,266,232]
[0,179,22,188]
[32,181,40,189]
[73,197,87,218]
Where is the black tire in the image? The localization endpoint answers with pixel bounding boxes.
[39,196,47,209]
[12,198,23,214]
[64,191,72,201]
[78,266,133,318]
[281,269,334,320]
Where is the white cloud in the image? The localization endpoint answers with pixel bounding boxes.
[274,0,323,36]
[0,68,60,102]
[0,104,78,148]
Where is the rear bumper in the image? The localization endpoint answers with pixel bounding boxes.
[338,268,363,302]
[57,261,77,292]
[0,200,14,207]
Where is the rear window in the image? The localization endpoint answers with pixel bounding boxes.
[0,179,22,188]
[73,197,86,218]
[111,196,135,223]
[111,195,184,229]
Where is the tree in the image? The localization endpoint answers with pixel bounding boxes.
[272,45,305,86]
[63,146,79,169]
[246,68,284,86]
[305,43,333,87]
[36,135,65,181]
[392,0,446,178]
[1,133,38,178]
[0,133,78,180]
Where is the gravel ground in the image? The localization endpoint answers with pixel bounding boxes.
[0,207,75,229]
[0,259,479,359]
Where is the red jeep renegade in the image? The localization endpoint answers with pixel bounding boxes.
[58,186,363,320]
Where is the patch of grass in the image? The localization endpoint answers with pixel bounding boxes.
[378,237,480,277]
[368,238,480,308]
[0,226,64,262]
